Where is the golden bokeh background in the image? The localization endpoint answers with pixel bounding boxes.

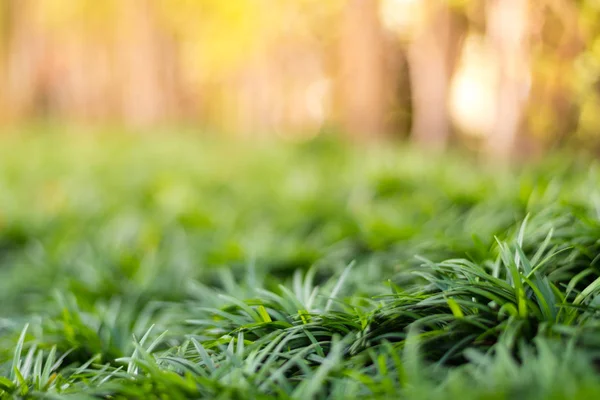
[0,0,598,157]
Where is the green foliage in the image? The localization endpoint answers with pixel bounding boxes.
[0,134,599,398]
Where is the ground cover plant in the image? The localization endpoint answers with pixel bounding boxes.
[0,133,599,398]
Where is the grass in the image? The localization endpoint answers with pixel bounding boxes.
[0,133,599,398]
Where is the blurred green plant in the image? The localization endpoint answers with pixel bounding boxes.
[0,134,598,398]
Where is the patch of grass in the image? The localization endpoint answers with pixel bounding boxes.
[0,134,599,398]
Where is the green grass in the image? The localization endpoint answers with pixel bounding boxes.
[0,133,599,398]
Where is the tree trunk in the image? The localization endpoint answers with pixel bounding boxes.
[337,0,387,141]
[485,0,530,160]
[4,0,45,120]
[117,0,168,127]
[407,0,456,150]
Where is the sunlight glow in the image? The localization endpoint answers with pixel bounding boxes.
[379,0,422,35]
[449,35,498,137]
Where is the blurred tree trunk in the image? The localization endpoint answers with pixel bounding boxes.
[485,0,530,159]
[0,0,8,122]
[536,0,584,146]
[4,0,44,120]
[407,0,459,150]
[337,0,387,141]
[117,0,170,127]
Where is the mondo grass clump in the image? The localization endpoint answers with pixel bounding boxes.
[0,133,599,399]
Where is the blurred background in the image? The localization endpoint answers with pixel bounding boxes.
[0,0,599,158]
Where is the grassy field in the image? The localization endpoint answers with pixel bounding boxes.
[0,134,599,399]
